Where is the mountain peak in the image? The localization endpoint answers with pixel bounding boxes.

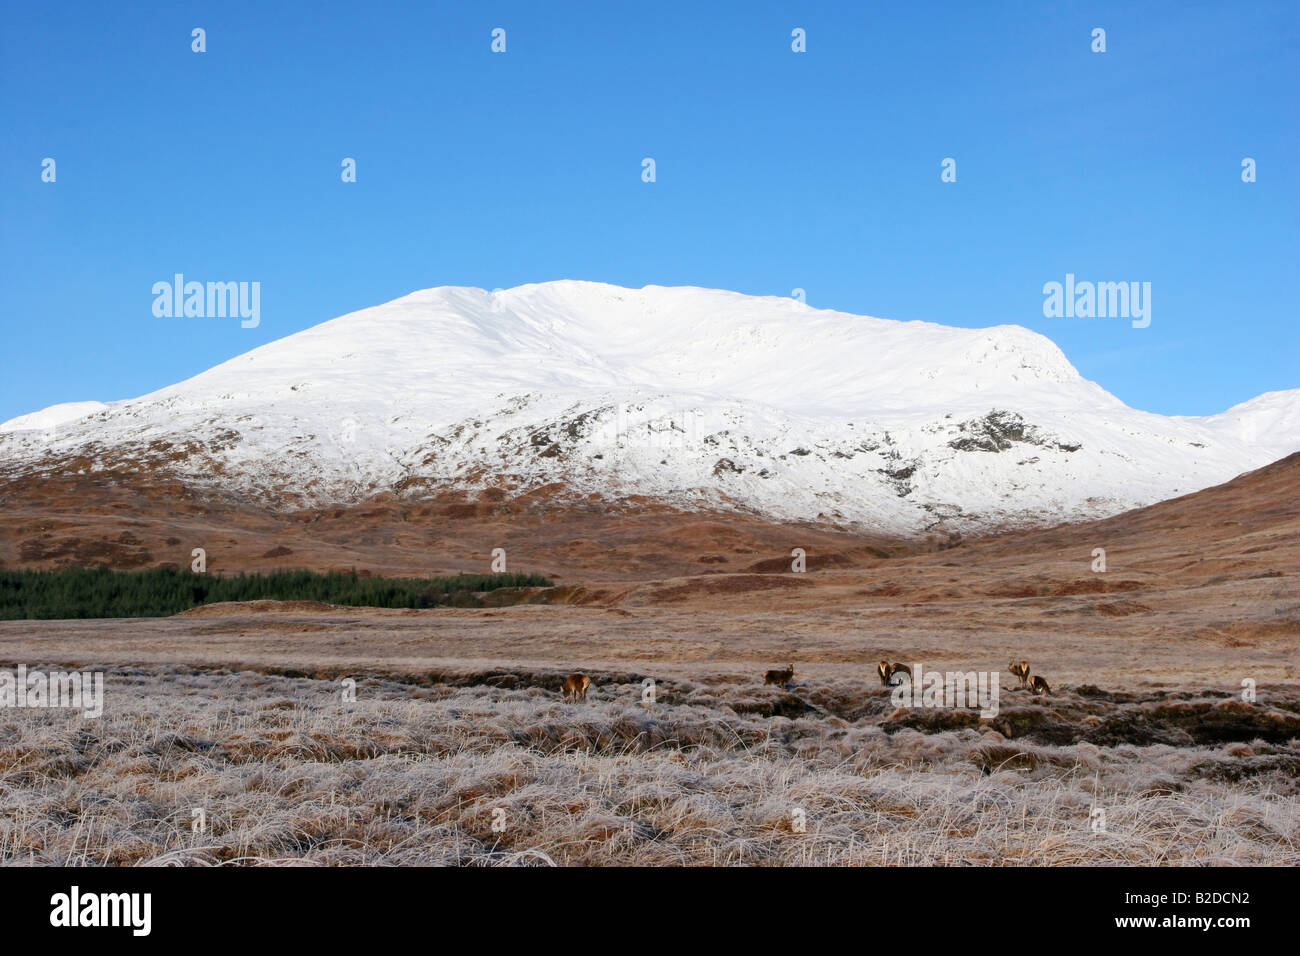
[1,282,1295,535]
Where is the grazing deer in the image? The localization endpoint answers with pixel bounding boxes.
[764,664,795,688]
[1028,675,1051,696]
[878,660,912,686]
[1008,660,1031,688]
[561,673,591,702]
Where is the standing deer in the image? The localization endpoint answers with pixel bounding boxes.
[878,661,912,687]
[764,664,795,688]
[561,673,591,702]
[1008,660,1031,688]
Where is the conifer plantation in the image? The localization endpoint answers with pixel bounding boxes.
[0,567,552,619]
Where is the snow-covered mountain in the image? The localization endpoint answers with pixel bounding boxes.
[2,281,1297,536]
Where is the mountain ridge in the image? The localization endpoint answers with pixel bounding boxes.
[2,280,1296,536]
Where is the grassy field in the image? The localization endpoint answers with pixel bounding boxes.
[2,662,1296,866]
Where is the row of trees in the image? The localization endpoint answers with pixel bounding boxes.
[0,567,552,619]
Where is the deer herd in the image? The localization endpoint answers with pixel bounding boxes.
[1007,659,1051,696]
[558,659,1052,702]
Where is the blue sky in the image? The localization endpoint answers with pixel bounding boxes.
[2,0,1296,423]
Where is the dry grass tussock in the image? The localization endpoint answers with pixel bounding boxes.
[1,667,1296,866]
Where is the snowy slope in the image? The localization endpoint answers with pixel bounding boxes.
[2,281,1297,535]
[0,401,109,435]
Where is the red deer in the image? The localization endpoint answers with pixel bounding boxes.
[561,673,591,702]
[1028,675,1051,696]
[764,664,795,687]
[1008,660,1031,688]
[878,661,912,687]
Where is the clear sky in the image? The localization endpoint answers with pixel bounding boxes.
[2,0,1296,424]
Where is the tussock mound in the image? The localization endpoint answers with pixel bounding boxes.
[3,664,1295,866]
